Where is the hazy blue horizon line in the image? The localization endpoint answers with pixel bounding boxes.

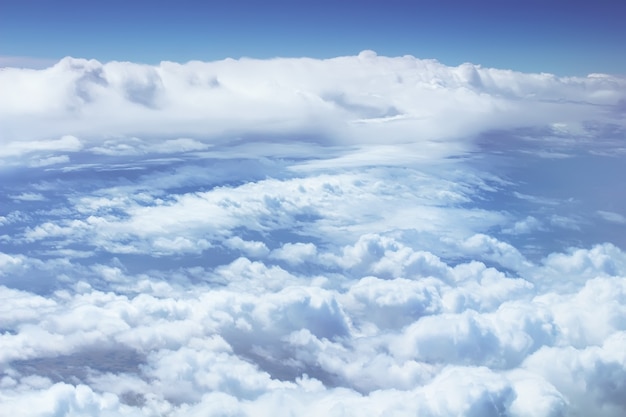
[2,52,621,78]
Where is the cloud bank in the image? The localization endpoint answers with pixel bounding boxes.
[2,51,625,159]
[1,52,626,416]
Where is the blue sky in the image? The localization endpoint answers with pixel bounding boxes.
[1,0,624,75]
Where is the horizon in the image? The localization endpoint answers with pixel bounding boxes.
[1,0,625,76]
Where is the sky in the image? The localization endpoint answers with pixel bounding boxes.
[1,1,626,417]
[1,0,625,75]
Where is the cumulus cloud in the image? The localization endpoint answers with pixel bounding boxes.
[225,237,270,258]
[1,53,625,416]
[1,53,625,159]
[270,242,317,265]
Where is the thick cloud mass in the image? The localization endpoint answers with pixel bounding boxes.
[1,53,626,416]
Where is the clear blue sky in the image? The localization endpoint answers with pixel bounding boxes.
[1,0,624,75]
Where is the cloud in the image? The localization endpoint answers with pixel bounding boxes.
[9,193,46,202]
[1,54,624,158]
[503,216,543,235]
[522,332,626,417]
[270,242,317,265]
[529,243,626,293]
[597,210,626,224]
[89,137,212,156]
[0,253,28,277]
[0,135,83,159]
[1,53,626,416]
[28,154,71,167]
[1,246,625,415]
[225,237,270,258]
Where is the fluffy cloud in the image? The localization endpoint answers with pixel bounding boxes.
[1,53,625,159]
[1,53,625,416]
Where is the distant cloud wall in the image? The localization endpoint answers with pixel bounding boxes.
[1,52,624,154]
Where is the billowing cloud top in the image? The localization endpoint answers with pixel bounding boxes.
[2,51,625,151]
[1,53,626,416]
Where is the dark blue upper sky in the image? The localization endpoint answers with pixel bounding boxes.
[1,0,625,75]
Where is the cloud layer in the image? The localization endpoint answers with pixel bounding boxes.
[1,53,626,416]
[2,51,625,156]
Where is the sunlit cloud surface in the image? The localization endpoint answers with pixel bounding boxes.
[1,53,626,416]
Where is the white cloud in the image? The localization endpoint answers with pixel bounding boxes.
[270,242,317,265]
[522,332,626,417]
[0,286,57,329]
[0,135,82,159]
[0,253,25,272]
[29,154,71,167]
[503,216,543,235]
[597,210,626,224]
[1,53,626,417]
[225,237,269,258]
[9,193,46,202]
[453,233,532,272]
[16,168,510,260]
[1,54,624,162]
[549,214,582,231]
[529,243,626,293]
[1,244,625,415]
[89,137,212,156]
